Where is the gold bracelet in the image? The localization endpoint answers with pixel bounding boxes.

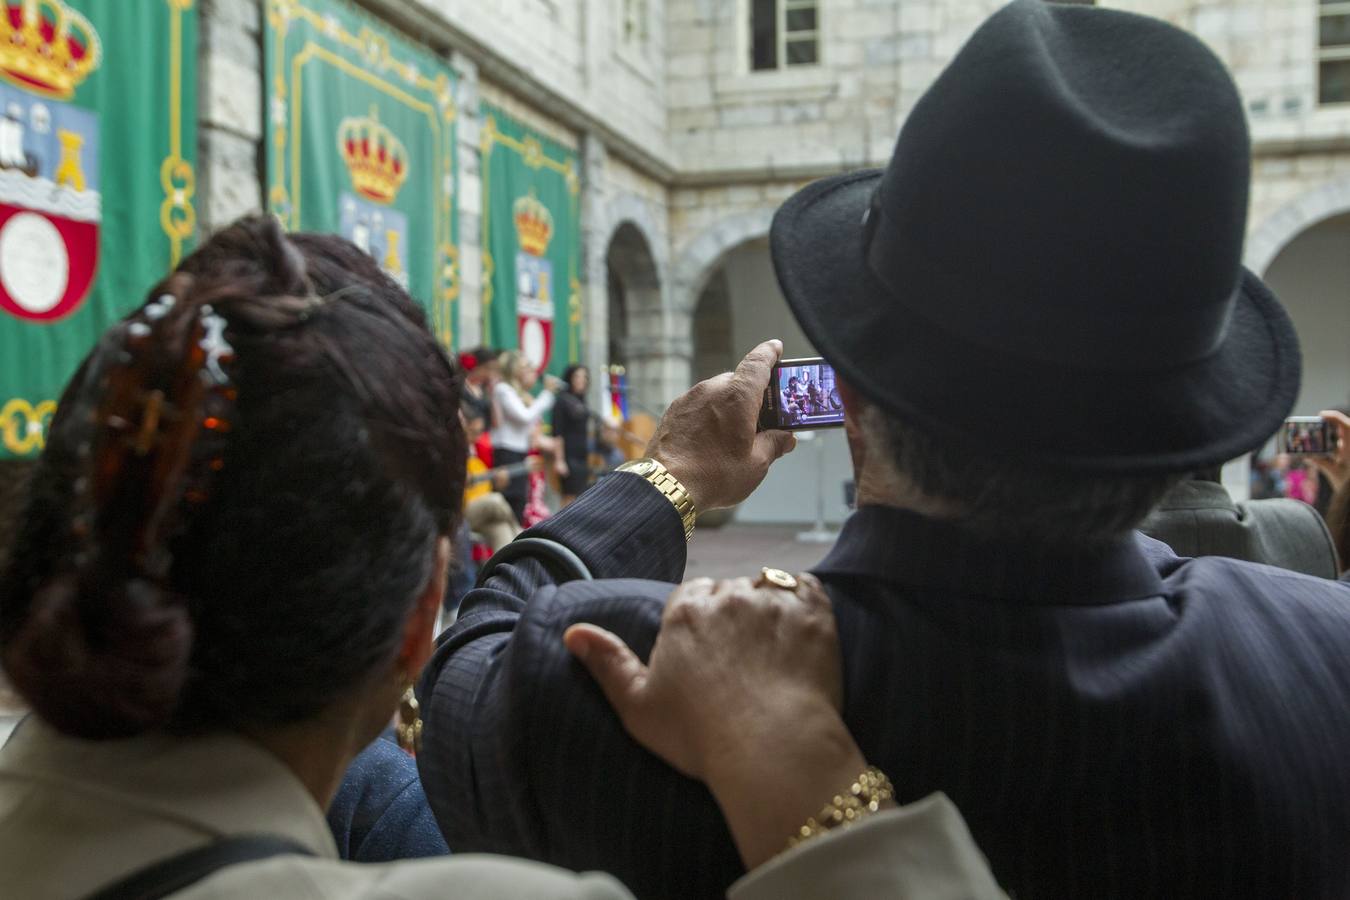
[787,766,895,849]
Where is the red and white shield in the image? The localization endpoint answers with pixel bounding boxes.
[0,89,102,324]
[0,204,98,322]
[516,252,554,374]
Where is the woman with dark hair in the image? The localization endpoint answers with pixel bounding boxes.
[0,216,1002,899]
[553,364,593,507]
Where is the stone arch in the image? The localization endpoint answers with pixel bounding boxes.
[603,193,668,289]
[606,219,662,360]
[671,207,778,315]
[600,204,673,412]
[1245,175,1350,276]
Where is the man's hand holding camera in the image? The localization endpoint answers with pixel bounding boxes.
[645,339,797,512]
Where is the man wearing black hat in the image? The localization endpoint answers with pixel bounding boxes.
[417,2,1350,898]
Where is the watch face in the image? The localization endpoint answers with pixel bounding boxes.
[632,459,658,477]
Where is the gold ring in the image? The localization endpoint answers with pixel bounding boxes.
[756,567,799,592]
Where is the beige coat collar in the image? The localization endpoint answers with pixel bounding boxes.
[0,716,338,859]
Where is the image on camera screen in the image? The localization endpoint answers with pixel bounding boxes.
[775,362,845,428]
[1282,419,1328,454]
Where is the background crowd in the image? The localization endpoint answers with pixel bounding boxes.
[448,345,635,613]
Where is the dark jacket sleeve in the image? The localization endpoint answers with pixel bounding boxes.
[417,474,745,900]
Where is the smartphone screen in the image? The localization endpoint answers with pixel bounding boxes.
[760,357,845,430]
[1279,417,1333,455]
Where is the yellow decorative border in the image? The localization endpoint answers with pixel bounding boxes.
[4,0,196,456]
[0,399,56,456]
[267,0,459,348]
[480,112,582,361]
[161,0,196,267]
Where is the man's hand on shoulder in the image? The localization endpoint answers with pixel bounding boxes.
[646,340,797,511]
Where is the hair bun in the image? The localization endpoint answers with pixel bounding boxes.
[2,575,192,739]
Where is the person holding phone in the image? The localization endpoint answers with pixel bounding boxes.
[418,5,1350,899]
[1314,410,1350,575]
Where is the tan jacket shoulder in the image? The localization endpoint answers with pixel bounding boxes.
[179,854,631,900]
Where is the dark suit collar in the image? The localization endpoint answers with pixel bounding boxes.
[812,504,1165,606]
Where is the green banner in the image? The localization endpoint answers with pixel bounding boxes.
[481,105,582,377]
[265,0,459,350]
[0,0,197,459]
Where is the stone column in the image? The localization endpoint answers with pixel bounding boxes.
[451,51,484,348]
[624,309,692,411]
[198,0,264,233]
[580,131,612,413]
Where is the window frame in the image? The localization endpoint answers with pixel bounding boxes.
[748,0,821,73]
[779,0,820,69]
[1319,0,1350,105]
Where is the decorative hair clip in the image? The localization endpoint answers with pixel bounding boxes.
[72,293,238,585]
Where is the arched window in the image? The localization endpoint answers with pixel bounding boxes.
[750,0,819,71]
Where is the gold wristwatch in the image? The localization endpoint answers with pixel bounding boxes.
[615,457,697,542]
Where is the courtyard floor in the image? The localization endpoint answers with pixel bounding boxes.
[685,522,838,580]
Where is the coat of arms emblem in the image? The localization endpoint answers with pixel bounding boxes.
[514,192,554,374]
[337,108,409,289]
[0,0,102,323]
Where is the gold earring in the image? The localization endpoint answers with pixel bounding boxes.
[397,682,423,755]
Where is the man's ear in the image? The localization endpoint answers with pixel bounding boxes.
[399,535,451,679]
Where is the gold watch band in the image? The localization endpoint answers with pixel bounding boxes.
[615,458,697,542]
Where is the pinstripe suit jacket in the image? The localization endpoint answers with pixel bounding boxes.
[419,472,1350,900]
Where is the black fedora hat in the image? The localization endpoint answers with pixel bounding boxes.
[771,0,1300,474]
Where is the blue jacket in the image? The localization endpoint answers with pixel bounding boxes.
[419,472,1350,899]
[328,731,449,862]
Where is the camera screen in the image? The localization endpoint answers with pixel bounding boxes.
[772,362,845,428]
[1281,419,1329,455]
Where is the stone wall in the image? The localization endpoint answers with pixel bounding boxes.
[668,0,920,178]
[376,0,670,167]
[198,0,265,233]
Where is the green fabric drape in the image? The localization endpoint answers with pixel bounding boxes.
[481,105,582,376]
[265,0,460,351]
[0,0,198,458]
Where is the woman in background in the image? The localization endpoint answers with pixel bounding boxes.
[553,365,593,507]
[492,351,557,522]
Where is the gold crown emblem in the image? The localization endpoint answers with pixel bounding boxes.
[0,0,101,100]
[337,108,408,205]
[514,193,554,257]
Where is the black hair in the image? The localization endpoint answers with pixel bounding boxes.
[460,400,487,424]
[562,364,588,396]
[0,215,466,738]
